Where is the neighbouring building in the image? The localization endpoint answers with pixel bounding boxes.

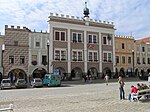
[0,35,4,82]
[115,35,134,77]
[28,31,49,80]
[134,37,150,79]
[48,2,115,80]
[3,25,30,82]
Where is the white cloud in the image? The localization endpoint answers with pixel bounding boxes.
[0,0,150,39]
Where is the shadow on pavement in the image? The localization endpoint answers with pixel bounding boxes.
[62,77,146,85]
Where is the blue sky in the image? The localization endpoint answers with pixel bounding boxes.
[0,0,150,39]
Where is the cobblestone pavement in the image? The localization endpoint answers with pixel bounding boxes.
[0,80,150,112]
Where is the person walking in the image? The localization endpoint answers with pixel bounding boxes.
[104,74,109,85]
[118,76,125,100]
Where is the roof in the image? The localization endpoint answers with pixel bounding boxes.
[135,37,150,44]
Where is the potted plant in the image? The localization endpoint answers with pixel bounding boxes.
[32,61,37,65]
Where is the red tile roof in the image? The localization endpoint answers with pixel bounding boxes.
[135,37,150,43]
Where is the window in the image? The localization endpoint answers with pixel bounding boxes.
[116,56,119,64]
[88,52,93,61]
[128,57,131,64]
[142,47,145,52]
[148,58,150,64]
[94,52,98,61]
[55,50,60,60]
[54,50,66,61]
[73,33,77,42]
[20,56,25,64]
[122,56,125,64]
[14,41,18,46]
[61,51,66,60]
[88,52,98,61]
[103,53,107,62]
[32,55,37,61]
[88,34,97,43]
[103,37,107,44]
[103,36,111,45]
[73,51,77,61]
[93,35,97,43]
[72,33,82,42]
[103,52,112,62]
[137,57,140,64]
[78,51,82,61]
[143,58,145,64]
[42,55,47,64]
[55,31,66,41]
[78,34,82,42]
[55,32,59,40]
[72,51,83,61]
[88,35,92,43]
[122,43,125,49]
[61,32,65,41]
[36,42,40,47]
[108,53,111,62]
[9,56,14,64]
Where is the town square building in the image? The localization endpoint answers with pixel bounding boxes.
[2,25,30,82]
[134,37,150,79]
[48,3,115,79]
[115,35,134,77]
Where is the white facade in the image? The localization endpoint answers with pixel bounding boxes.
[48,13,115,79]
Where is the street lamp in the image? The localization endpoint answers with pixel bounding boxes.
[132,50,134,77]
[2,44,5,79]
[47,40,50,73]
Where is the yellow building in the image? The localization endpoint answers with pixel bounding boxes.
[115,35,134,77]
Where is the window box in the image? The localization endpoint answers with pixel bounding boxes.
[55,58,60,61]
[73,40,77,43]
[61,58,66,61]
[73,59,77,61]
[89,60,93,62]
[108,60,112,62]
[78,59,83,61]
[137,62,141,64]
[94,60,98,62]
[103,59,107,62]
[32,61,37,65]
[42,61,47,66]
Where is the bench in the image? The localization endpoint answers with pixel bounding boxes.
[0,101,13,112]
[132,89,150,101]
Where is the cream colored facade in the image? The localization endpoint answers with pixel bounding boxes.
[134,38,150,79]
[115,35,134,77]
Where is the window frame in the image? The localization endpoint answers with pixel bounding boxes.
[20,56,25,64]
[88,51,98,62]
[72,32,82,42]
[102,35,111,45]
[122,56,125,64]
[88,34,97,44]
[54,30,66,41]
[72,50,83,61]
[54,49,67,61]
[9,56,14,64]
[103,51,112,62]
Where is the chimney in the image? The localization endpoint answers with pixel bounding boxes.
[5,25,8,29]
[11,25,14,29]
[17,26,20,29]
